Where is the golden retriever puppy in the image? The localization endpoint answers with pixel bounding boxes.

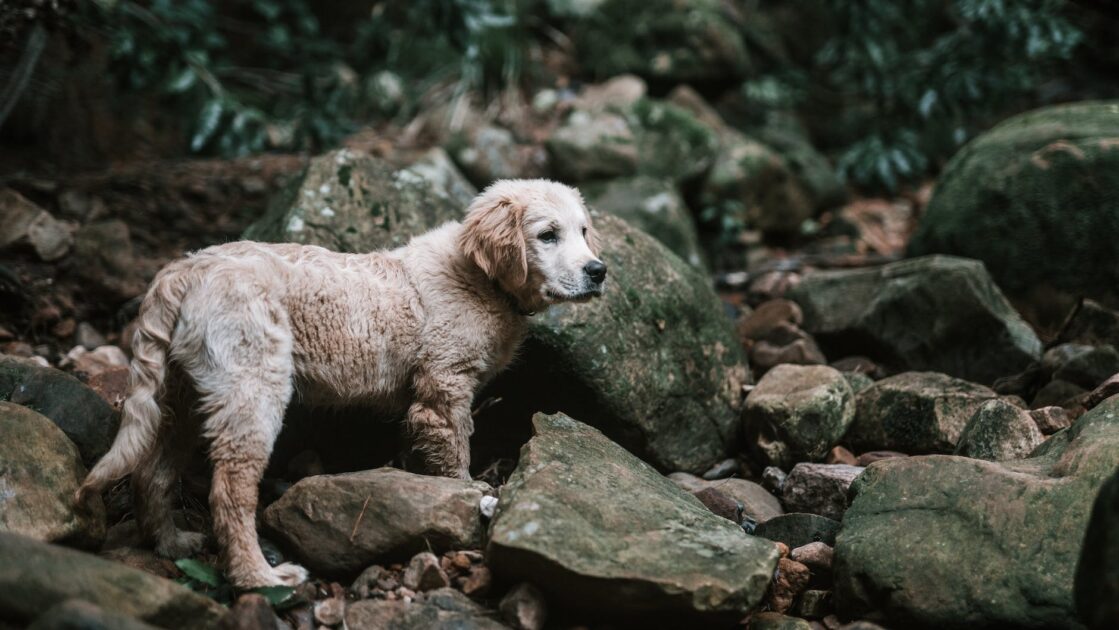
[77,179,606,588]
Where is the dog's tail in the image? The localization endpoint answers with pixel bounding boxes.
[76,265,190,504]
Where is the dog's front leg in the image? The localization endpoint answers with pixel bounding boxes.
[406,371,475,480]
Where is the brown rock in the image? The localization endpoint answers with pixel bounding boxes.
[402,552,450,592]
[100,547,180,580]
[790,542,834,575]
[1029,406,1072,435]
[782,463,864,521]
[740,300,804,342]
[1084,373,1119,410]
[313,597,345,626]
[855,451,907,466]
[692,487,743,523]
[462,565,492,597]
[87,366,130,411]
[499,582,548,630]
[825,446,857,466]
[667,473,784,523]
[751,337,827,370]
[748,271,802,306]
[219,594,285,630]
[769,558,811,613]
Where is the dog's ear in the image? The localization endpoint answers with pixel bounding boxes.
[459,191,528,288]
[584,218,602,257]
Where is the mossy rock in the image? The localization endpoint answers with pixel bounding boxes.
[835,394,1119,628]
[909,101,1119,316]
[243,148,463,252]
[628,98,719,182]
[483,214,749,473]
[582,176,705,269]
[1076,464,1119,630]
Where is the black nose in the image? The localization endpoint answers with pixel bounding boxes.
[584,260,607,284]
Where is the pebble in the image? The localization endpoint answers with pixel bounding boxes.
[402,552,449,592]
[480,495,498,519]
[790,542,834,574]
[1029,406,1071,434]
[691,487,743,523]
[768,557,811,613]
[781,463,864,521]
[763,466,788,494]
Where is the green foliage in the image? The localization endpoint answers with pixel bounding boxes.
[173,557,297,607]
[815,0,1083,191]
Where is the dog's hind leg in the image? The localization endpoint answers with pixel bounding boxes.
[133,418,206,558]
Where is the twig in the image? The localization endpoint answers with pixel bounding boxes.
[350,495,372,542]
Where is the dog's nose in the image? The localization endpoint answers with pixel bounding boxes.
[584,260,607,284]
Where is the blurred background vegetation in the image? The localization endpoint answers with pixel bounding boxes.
[2,0,1116,191]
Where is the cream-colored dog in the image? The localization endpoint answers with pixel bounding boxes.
[78,179,606,588]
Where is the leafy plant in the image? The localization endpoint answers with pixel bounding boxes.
[174,557,297,607]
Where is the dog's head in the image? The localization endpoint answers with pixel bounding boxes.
[459,179,606,312]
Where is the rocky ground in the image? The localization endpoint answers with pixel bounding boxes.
[1,71,1118,630]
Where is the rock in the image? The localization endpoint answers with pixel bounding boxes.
[840,372,875,395]
[1075,465,1119,630]
[854,451,907,467]
[790,256,1042,385]
[61,345,128,378]
[402,552,450,592]
[955,399,1044,461]
[1058,299,1119,349]
[99,547,179,580]
[262,468,492,577]
[0,402,105,547]
[574,74,648,113]
[555,0,752,82]
[1053,345,1119,390]
[825,446,858,466]
[28,599,160,630]
[702,457,740,480]
[849,372,998,454]
[220,594,285,630]
[762,466,788,495]
[1031,379,1086,409]
[350,564,386,599]
[748,612,813,630]
[447,125,548,188]
[793,590,833,619]
[86,367,130,411]
[835,394,1119,627]
[689,486,742,523]
[243,148,463,252]
[546,110,638,181]
[754,513,841,549]
[0,355,119,465]
[790,542,834,575]
[743,365,856,469]
[74,322,108,351]
[1085,374,1119,411]
[668,472,784,523]
[488,413,779,622]
[313,597,346,626]
[750,334,828,371]
[461,565,492,597]
[0,532,225,628]
[0,188,73,261]
[582,176,704,269]
[768,557,811,613]
[739,299,803,341]
[345,588,507,630]
[628,98,718,182]
[1029,406,1072,435]
[908,101,1119,318]
[499,582,547,630]
[403,147,478,208]
[67,220,149,303]
[781,464,864,521]
[487,214,749,473]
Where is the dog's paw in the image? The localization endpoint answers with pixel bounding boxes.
[154,530,208,558]
[269,562,310,587]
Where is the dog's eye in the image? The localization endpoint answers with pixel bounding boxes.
[582,226,588,236]
[538,230,558,243]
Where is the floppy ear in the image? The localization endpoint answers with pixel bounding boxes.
[584,218,602,257]
[459,191,528,288]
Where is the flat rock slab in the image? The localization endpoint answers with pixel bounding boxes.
[835,395,1119,628]
[488,413,778,623]
[262,468,492,577]
[0,533,224,629]
[789,255,1041,385]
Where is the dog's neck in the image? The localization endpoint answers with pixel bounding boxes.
[494,279,538,317]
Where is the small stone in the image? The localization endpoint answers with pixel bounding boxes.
[821,614,842,630]
[312,597,345,627]
[775,542,790,558]
[668,472,784,523]
[1084,373,1119,410]
[751,337,828,370]
[739,299,804,341]
[1032,379,1087,409]
[755,514,841,549]
[825,446,857,466]
[402,552,449,592]
[1028,406,1072,435]
[790,542,834,575]
[691,487,743,523]
[955,399,1043,461]
[61,345,129,378]
[855,451,907,466]
[782,464,864,521]
[701,457,739,480]
[350,565,384,599]
[499,582,548,630]
[480,495,498,519]
[763,466,788,494]
[748,271,802,306]
[87,366,130,411]
[768,558,811,613]
[461,565,492,597]
[793,590,833,619]
[748,611,813,630]
[451,552,473,571]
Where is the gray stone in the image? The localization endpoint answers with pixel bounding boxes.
[790,256,1042,385]
[262,468,491,577]
[849,372,998,454]
[28,599,160,630]
[546,110,637,181]
[1075,464,1119,630]
[0,188,72,262]
[835,394,1119,628]
[748,611,813,630]
[447,125,548,187]
[743,365,856,469]
[781,463,864,521]
[955,399,1044,461]
[402,552,449,592]
[1053,344,1119,390]
[403,147,478,208]
[582,176,704,269]
[488,413,779,622]
[668,472,784,523]
[345,588,508,630]
[1030,406,1072,435]
[0,402,105,548]
[0,533,224,629]
[754,513,841,549]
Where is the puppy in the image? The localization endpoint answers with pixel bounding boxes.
[77,179,606,588]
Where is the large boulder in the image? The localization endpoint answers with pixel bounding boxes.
[0,402,105,548]
[550,0,752,82]
[261,468,491,577]
[908,101,1119,318]
[0,355,119,465]
[243,148,464,252]
[1076,465,1119,630]
[487,413,779,623]
[743,364,856,469]
[582,176,704,269]
[0,533,225,629]
[789,256,1042,385]
[482,214,750,473]
[848,372,998,454]
[835,394,1119,628]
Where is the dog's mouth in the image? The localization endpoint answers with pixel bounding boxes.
[546,287,603,302]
